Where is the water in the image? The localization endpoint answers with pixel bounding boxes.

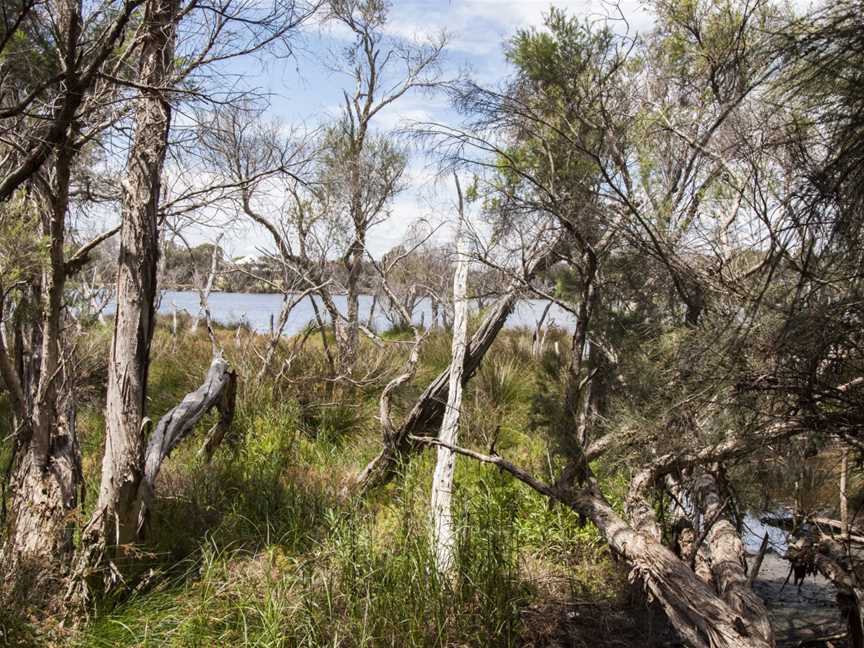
[742,512,790,555]
[145,290,575,336]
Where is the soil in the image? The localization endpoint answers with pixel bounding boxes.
[750,551,846,647]
[522,550,847,647]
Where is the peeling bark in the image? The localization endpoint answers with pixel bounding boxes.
[74,0,180,591]
[3,397,81,592]
[693,471,774,645]
[2,137,83,593]
[572,483,771,648]
[811,538,864,648]
[430,224,468,576]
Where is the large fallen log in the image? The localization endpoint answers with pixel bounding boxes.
[135,356,236,536]
[693,471,774,645]
[810,538,864,648]
[411,435,773,648]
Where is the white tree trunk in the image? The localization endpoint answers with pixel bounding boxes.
[430,229,468,576]
[841,446,849,538]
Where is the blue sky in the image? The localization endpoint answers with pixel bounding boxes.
[184,1,655,258]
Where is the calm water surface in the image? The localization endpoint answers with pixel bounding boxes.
[152,291,575,336]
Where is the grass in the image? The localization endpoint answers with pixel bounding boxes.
[3,318,635,648]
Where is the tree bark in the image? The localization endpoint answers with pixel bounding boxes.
[693,471,774,645]
[411,436,774,648]
[3,396,81,593]
[2,138,82,594]
[430,226,468,576]
[571,482,771,648]
[812,538,864,648]
[78,0,179,576]
[841,446,849,538]
[136,356,235,536]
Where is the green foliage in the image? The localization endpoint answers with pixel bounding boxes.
[0,192,46,286]
[62,324,623,648]
[507,8,614,90]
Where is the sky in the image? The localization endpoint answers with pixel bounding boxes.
[171,1,650,259]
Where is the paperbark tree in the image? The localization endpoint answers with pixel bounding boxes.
[0,0,152,599]
[430,184,468,576]
[78,0,180,575]
[1,140,83,588]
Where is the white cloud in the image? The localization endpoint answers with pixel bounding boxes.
[385,1,654,56]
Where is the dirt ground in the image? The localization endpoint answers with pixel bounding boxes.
[751,551,846,646]
[521,550,846,647]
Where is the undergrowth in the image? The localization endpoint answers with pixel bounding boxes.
[5,320,630,647]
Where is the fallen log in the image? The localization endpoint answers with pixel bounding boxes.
[693,471,774,645]
[411,435,773,648]
[811,538,864,648]
[135,355,236,536]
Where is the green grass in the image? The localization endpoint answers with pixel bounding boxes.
[4,319,626,647]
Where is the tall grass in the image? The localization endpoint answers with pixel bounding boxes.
[4,319,627,647]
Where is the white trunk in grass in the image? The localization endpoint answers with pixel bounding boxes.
[431,223,469,576]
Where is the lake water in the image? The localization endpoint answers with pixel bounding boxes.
[151,290,576,336]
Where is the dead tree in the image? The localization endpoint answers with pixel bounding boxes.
[353,236,560,493]
[430,182,468,576]
[190,235,223,334]
[136,356,236,536]
[313,0,444,372]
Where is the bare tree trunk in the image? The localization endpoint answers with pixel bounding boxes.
[531,301,552,358]
[353,242,559,494]
[693,471,774,645]
[3,395,81,594]
[367,288,378,330]
[76,0,179,584]
[355,288,515,492]
[3,138,82,593]
[841,446,849,538]
[190,235,221,334]
[341,239,362,373]
[813,538,864,647]
[430,211,468,576]
[572,482,772,648]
